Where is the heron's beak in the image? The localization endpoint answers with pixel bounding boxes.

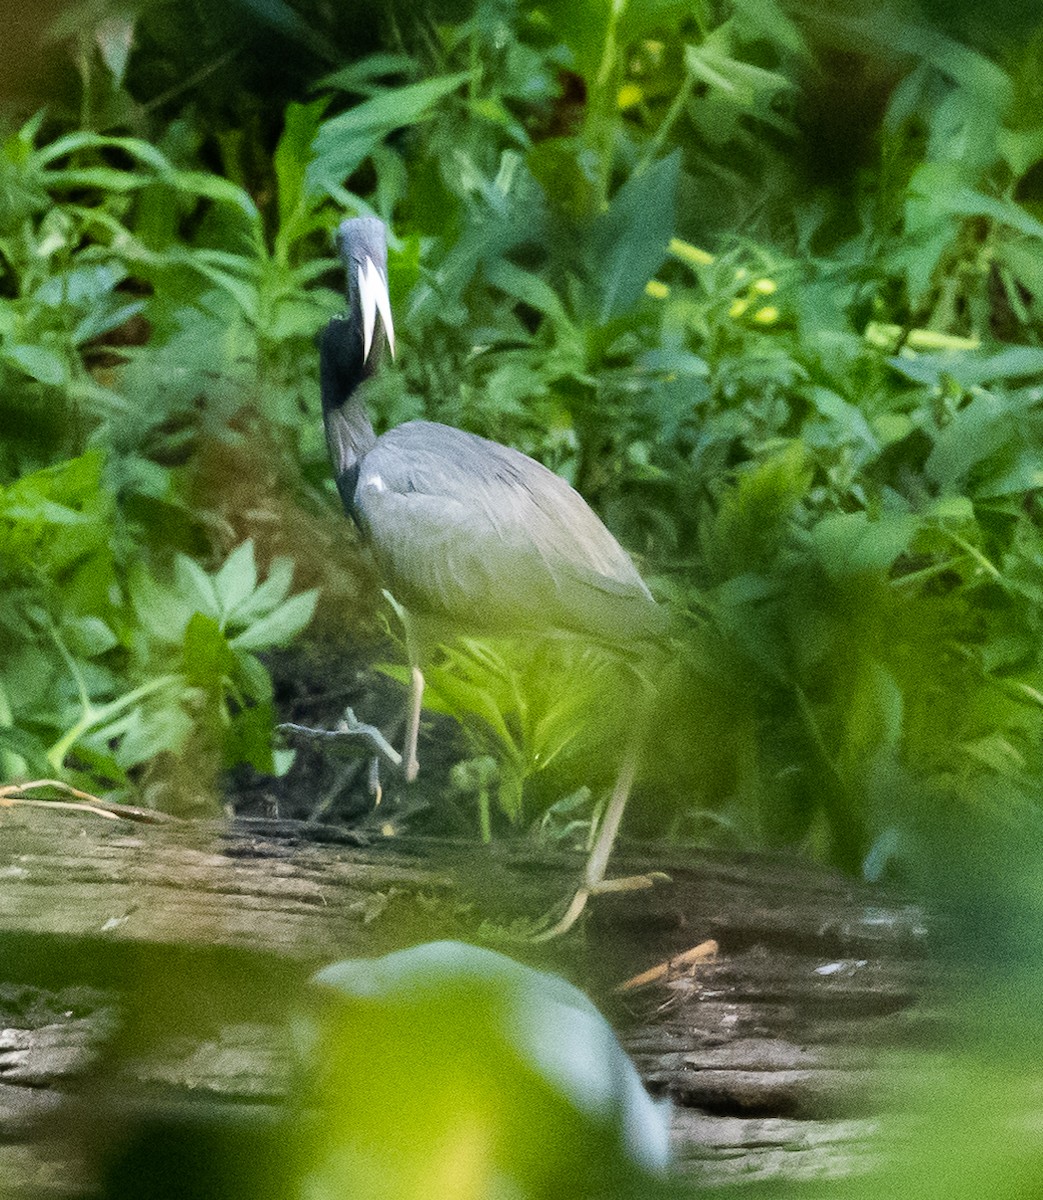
[358,257,396,362]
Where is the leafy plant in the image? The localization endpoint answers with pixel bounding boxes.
[85,540,314,802]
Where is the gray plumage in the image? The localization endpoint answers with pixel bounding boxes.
[321,217,662,646]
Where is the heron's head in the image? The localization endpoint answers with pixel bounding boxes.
[335,217,395,363]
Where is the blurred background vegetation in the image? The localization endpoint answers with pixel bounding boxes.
[2,0,1043,882]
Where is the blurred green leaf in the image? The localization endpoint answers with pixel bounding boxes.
[229,588,317,651]
[584,152,680,323]
[309,72,470,196]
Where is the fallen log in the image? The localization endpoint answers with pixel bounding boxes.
[0,803,931,1193]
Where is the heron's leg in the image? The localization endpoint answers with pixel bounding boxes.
[402,665,424,783]
[532,688,667,942]
[583,741,638,890]
[532,743,641,942]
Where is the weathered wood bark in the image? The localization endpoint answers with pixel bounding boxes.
[0,804,931,1193]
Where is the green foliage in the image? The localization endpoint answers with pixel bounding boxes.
[383,633,640,837]
[1,0,1043,861]
[0,487,315,804]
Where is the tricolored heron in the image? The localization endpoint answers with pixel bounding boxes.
[315,217,665,935]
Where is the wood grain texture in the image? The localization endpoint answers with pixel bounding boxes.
[0,804,932,1192]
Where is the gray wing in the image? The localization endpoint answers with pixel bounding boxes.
[352,421,663,643]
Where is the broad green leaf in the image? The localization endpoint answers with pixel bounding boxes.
[234,649,275,703]
[62,616,118,658]
[925,392,1011,491]
[230,589,318,650]
[309,72,469,194]
[535,0,613,81]
[34,263,126,307]
[2,344,69,385]
[174,554,221,621]
[484,258,570,330]
[214,541,259,615]
[812,512,917,578]
[183,611,235,688]
[584,151,680,323]
[227,701,277,773]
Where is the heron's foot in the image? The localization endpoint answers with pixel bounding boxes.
[588,870,672,895]
[530,887,591,943]
[278,709,403,773]
[530,872,671,942]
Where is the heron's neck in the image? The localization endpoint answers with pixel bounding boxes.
[320,336,378,482]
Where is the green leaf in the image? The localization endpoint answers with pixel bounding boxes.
[584,151,680,323]
[275,98,331,237]
[174,554,221,621]
[163,169,260,222]
[226,701,276,773]
[925,392,1011,491]
[109,702,194,769]
[130,569,192,644]
[812,513,918,578]
[422,664,519,758]
[34,263,126,307]
[75,298,146,346]
[483,258,571,331]
[232,556,296,622]
[316,53,417,94]
[34,132,170,171]
[229,589,318,651]
[1,344,69,386]
[40,167,151,192]
[308,72,470,195]
[234,649,274,703]
[214,541,259,615]
[62,615,118,658]
[183,611,235,689]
